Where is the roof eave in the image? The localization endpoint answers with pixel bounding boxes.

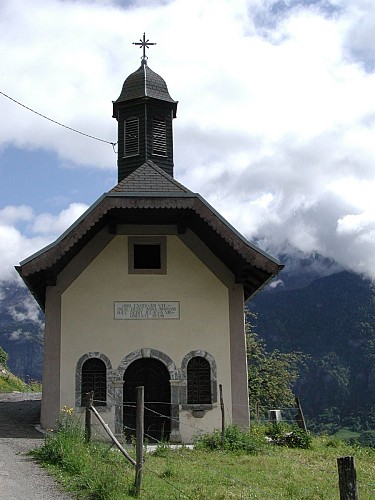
[17,192,283,308]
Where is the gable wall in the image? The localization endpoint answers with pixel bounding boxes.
[64,234,229,440]
[42,226,249,441]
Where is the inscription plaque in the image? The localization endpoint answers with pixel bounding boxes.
[114,301,180,320]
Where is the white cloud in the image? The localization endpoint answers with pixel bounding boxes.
[7,295,44,329]
[0,205,33,225]
[0,0,375,281]
[0,203,88,282]
[9,329,36,342]
[29,203,89,235]
[337,211,375,235]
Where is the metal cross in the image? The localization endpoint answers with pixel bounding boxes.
[132,33,156,64]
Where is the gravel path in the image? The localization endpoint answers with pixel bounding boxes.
[0,393,73,499]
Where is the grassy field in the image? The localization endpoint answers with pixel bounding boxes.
[138,442,375,499]
[31,416,375,499]
[335,428,361,440]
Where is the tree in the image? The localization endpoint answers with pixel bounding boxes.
[0,346,8,367]
[246,312,306,417]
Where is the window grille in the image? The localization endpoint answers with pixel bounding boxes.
[187,356,211,404]
[124,117,139,156]
[152,119,167,156]
[81,358,106,406]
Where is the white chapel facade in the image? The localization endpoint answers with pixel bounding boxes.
[17,46,282,443]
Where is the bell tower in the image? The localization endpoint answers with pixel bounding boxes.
[112,34,178,182]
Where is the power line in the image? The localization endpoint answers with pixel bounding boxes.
[0,90,117,148]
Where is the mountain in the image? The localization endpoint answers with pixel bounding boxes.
[249,270,375,432]
[0,283,43,381]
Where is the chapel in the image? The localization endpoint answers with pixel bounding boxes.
[17,37,282,443]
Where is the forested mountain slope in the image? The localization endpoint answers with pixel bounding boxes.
[249,271,375,431]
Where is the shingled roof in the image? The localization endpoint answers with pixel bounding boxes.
[115,64,176,104]
[111,160,189,194]
[17,162,283,310]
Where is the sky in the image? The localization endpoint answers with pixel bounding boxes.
[1,0,375,289]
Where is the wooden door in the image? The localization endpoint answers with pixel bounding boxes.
[123,358,171,442]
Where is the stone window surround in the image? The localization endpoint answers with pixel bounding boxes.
[180,350,217,411]
[75,348,217,441]
[75,352,113,411]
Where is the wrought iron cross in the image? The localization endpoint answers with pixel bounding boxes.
[133,33,156,64]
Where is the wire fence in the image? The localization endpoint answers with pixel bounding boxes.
[121,403,258,496]
[82,399,260,496]
[79,397,373,498]
[90,398,305,442]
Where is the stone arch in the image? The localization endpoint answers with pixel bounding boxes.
[75,352,112,409]
[114,348,181,441]
[117,348,179,379]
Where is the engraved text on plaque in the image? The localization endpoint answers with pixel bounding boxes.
[114,301,180,320]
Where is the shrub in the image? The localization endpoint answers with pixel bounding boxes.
[32,407,136,499]
[195,424,263,454]
[26,379,42,392]
[325,436,343,448]
[33,406,87,474]
[0,346,8,367]
[266,422,312,449]
[358,430,375,449]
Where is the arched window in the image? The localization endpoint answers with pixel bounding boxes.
[187,356,211,404]
[81,358,106,406]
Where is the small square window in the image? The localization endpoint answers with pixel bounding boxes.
[129,237,166,274]
[134,244,161,269]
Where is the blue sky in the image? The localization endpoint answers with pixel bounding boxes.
[1,146,116,216]
[1,0,375,286]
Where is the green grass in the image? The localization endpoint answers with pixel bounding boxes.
[31,415,375,499]
[335,428,361,440]
[0,366,42,393]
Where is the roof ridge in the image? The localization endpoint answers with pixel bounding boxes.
[109,161,191,194]
[145,160,191,192]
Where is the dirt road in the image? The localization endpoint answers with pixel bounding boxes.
[0,393,73,499]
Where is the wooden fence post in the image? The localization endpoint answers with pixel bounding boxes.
[337,456,359,500]
[135,386,144,497]
[295,397,307,432]
[85,391,94,443]
[219,384,225,448]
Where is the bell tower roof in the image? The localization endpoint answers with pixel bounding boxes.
[115,64,177,108]
[112,33,178,183]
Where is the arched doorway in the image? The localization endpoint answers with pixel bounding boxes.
[123,358,171,442]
